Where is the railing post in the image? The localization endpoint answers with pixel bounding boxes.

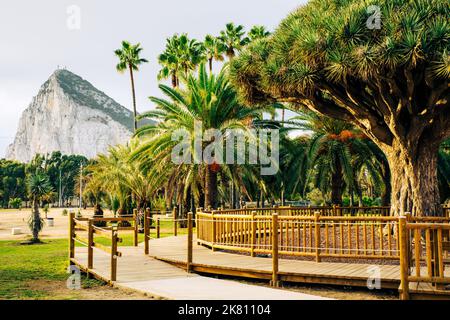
[88,218,94,269]
[196,209,200,245]
[399,216,409,300]
[111,227,118,282]
[251,211,256,257]
[69,211,75,261]
[212,212,216,252]
[133,208,138,247]
[270,213,280,287]
[156,217,161,239]
[173,206,178,236]
[314,212,321,263]
[187,212,193,273]
[144,208,150,255]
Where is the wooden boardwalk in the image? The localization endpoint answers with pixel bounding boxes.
[72,246,328,300]
[148,235,402,289]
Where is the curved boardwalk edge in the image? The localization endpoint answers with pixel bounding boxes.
[72,246,329,300]
[149,235,401,290]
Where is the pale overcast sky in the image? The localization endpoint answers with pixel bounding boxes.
[0,0,306,157]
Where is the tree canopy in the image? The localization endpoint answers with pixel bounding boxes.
[230,0,449,216]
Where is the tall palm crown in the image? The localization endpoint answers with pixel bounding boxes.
[115,41,148,132]
[218,23,249,60]
[133,64,268,209]
[158,34,204,88]
[28,173,53,201]
[203,35,225,72]
[248,25,271,41]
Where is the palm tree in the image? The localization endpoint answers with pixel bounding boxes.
[218,23,249,60]
[289,112,386,205]
[203,35,225,72]
[248,25,271,42]
[115,41,148,132]
[134,64,268,209]
[158,34,204,88]
[177,34,204,76]
[158,36,181,88]
[27,173,53,243]
[277,135,309,203]
[85,146,133,217]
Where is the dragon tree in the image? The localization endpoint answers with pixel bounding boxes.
[230,0,449,216]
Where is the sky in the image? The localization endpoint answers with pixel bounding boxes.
[0,0,306,158]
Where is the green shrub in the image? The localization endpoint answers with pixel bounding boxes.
[306,188,325,206]
[8,198,22,209]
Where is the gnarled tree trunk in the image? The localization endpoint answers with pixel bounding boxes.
[384,137,441,217]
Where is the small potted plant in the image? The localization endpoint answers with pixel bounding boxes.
[43,204,54,227]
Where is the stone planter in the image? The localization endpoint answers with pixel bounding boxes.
[46,218,54,227]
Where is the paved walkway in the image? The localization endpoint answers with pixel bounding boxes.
[73,246,329,300]
[148,235,402,289]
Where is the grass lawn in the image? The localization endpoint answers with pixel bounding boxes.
[0,239,154,300]
[0,239,105,299]
[0,221,191,299]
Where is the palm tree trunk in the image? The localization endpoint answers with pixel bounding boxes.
[331,160,344,205]
[172,73,177,88]
[380,162,391,207]
[260,190,265,208]
[204,165,218,209]
[129,65,138,132]
[208,58,213,73]
[32,197,40,243]
[230,181,235,209]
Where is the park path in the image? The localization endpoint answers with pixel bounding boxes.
[74,246,329,300]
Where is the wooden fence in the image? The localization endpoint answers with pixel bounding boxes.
[206,205,450,217]
[399,216,450,299]
[207,206,391,216]
[69,212,138,281]
[196,211,400,261]
[68,205,450,298]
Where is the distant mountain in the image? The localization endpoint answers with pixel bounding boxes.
[6,69,148,162]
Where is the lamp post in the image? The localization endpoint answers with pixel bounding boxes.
[79,163,83,211]
[59,169,62,207]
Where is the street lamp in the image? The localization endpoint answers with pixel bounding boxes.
[59,169,62,207]
[79,163,83,211]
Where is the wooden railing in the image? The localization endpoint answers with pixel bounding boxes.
[399,216,450,299]
[196,211,400,261]
[206,205,450,217]
[197,209,450,297]
[69,212,136,282]
[206,206,391,216]
[143,207,181,255]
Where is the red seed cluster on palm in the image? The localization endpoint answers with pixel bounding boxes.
[210,162,220,172]
[328,130,357,142]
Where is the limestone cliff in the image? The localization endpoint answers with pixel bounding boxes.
[6,69,137,162]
